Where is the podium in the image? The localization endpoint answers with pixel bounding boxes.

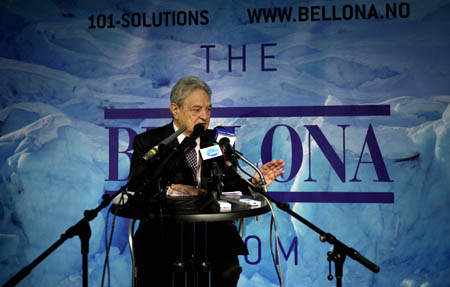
[111,193,270,287]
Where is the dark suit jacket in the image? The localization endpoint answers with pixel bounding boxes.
[129,122,249,271]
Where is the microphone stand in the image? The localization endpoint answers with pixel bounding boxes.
[207,161,225,204]
[3,183,130,287]
[232,150,380,287]
[3,140,197,287]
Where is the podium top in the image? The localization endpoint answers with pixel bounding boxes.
[111,193,270,222]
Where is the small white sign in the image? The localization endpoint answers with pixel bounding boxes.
[199,145,223,160]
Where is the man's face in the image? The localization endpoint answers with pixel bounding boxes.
[170,89,212,136]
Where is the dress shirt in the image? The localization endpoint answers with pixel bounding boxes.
[173,122,202,186]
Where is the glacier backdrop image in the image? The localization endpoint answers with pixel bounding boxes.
[1,0,450,286]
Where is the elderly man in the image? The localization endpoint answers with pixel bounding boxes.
[130,76,284,286]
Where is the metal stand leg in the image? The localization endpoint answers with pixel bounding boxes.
[169,222,213,287]
[128,219,137,287]
[170,223,186,287]
[194,222,197,287]
[204,223,211,287]
[238,218,245,238]
[195,222,212,287]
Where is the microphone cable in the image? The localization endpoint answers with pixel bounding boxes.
[268,197,284,287]
[101,191,126,287]
[235,160,284,287]
[260,189,284,287]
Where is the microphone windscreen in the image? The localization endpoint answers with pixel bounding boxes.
[219,137,230,146]
[192,123,205,138]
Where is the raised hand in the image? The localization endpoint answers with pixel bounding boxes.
[252,159,285,187]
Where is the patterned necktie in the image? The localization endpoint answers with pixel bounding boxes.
[185,147,198,181]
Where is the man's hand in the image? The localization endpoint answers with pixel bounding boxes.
[167,184,207,197]
[252,159,285,187]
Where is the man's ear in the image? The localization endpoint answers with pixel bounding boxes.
[170,103,179,119]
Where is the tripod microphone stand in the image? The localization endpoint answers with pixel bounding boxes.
[3,128,193,287]
[2,183,130,287]
[232,149,380,287]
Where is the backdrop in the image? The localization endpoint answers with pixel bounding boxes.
[1,0,449,286]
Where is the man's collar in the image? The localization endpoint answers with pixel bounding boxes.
[173,122,201,145]
[173,122,186,144]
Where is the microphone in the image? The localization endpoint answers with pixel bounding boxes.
[199,138,226,199]
[218,137,238,168]
[142,125,187,160]
[180,123,205,151]
[212,126,238,169]
[214,126,236,147]
[218,137,233,152]
[191,123,205,140]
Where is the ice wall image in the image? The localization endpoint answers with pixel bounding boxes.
[1,0,450,286]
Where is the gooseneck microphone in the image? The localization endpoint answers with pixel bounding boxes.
[142,125,187,160]
[218,137,268,191]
